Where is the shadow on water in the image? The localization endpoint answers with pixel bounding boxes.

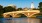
[0,18,3,23]
[36,15,42,23]
[36,15,42,19]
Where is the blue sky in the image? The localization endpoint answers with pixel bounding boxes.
[0,0,42,8]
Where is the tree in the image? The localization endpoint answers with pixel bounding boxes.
[38,2,42,12]
[0,5,3,18]
[33,8,39,10]
[3,6,16,13]
[17,8,22,11]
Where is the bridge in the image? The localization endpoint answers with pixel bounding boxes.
[3,10,40,18]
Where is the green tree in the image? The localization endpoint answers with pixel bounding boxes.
[33,8,39,10]
[17,8,22,11]
[38,2,42,12]
[0,5,3,18]
[3,6,16,13]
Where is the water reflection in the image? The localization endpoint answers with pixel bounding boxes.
[28,18,40,23]
[0,18,40,23]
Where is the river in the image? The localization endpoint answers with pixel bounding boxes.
[0,18,41,23]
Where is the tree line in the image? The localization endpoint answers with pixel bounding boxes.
[0,2,42,18]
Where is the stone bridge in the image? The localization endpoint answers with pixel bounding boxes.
[3,10,40,18]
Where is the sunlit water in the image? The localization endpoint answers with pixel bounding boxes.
[0,18,41,23]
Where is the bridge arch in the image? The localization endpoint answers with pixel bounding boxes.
[27,12,40,17]
[4,14,13,18]
[16,13,27,18]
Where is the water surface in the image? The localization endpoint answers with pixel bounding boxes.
[0,18,40,23]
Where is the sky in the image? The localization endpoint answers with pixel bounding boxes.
[0,0,42,8]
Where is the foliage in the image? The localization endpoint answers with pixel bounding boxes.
[38,2,42,12]
[3,6,16,13]
[17,8,22,11]
[33,8,37,10]
[0,5,3,18]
